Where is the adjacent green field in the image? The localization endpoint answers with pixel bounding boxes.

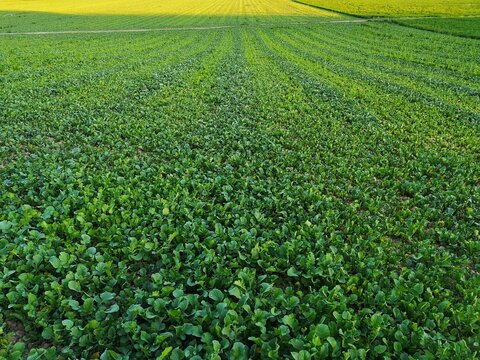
[296,0,480,39]
[394,17,480,39]
[1,0,479,359]
[297,0,480,17]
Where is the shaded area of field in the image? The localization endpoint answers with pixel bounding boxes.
[1,18,479,358]
[0,12,341,32]
[0,12,348,32]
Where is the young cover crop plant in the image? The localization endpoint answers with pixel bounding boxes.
[0,0,479,359]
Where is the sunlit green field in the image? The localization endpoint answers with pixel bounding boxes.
[1,0,479,359]
[0,0,339,16]
[0,0,340,32]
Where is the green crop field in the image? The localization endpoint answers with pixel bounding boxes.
[393,17,480,39]
[297,0,480,17]
[297,0,480,38]
[0,0,479,359]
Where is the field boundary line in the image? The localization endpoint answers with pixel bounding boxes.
[292,0,366,18]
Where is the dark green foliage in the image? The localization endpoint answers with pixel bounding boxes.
[0,19,479,359]
[395,18,480,39]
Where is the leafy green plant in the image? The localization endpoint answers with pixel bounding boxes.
[0,3,479,359]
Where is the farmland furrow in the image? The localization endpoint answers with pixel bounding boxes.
[254,28,479,259]
[298,25,480,96]
[247,35,473,353]
[278,27,480,115]
[0,31,220,162]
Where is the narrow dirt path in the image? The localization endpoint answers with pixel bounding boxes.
[0,25,235,36]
